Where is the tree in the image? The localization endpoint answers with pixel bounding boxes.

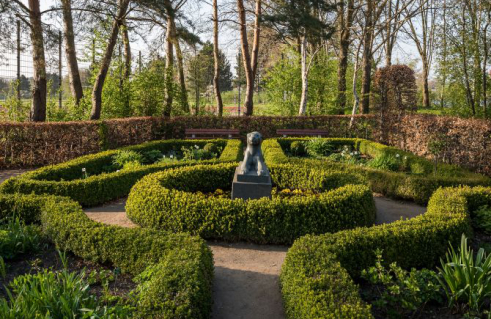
[264,0,336,115]
[90,0,131,120]
[212,0,224,116]
[237,0,261,116]
[336,0,355,113]
[61,0,84,105]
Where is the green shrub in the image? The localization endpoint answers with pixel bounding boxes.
[290,141,306,156]
[203,142,219,154]
[182,145,214,161]
[280,186,481,319]
[437,234,491,315]
[142,149,163,164]
[473,205,491,234]
[0,219,43,260]
[263,138,491,204]
[0,193,214,318]
[113,150,144,169]
[126,163,375,244]
[0,254,133,318]
[305,138,334,157]
[361,249,443,318]
[367,153,401,172]
[0,139,243,207]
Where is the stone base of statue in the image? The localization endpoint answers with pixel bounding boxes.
[232,166,272,200]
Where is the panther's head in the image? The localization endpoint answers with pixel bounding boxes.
[247,132,263,146]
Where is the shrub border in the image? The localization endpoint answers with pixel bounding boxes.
[0,139,243,207]
[126,163,375,244]
[263,138,491,204]
[0,193,213,318]
[280,186,490,318]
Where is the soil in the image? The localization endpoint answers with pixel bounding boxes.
[0,244,136,300]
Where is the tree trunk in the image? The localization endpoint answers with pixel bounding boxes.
[61,0,83,105]
[90,0,130,120]
[213,0,224,116]
[299,36,308,116]
[361,0,374,114]
[28,0,47,122]
[237,0,255,116]
[169,17,189,114]
[422,60,430,108]
[163,15,174,117]
[336,0,354,114]
[122,23,131,79]
[251,0,261,79]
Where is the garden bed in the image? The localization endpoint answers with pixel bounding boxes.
[263,138,491,204]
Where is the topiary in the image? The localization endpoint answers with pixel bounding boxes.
[290,141,306,156]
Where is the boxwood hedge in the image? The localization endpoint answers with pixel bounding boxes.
[126,163,375,244]
[263,138,491,204]
[0,193,213,318]
[0,139,243,207]
[280,186,490,318]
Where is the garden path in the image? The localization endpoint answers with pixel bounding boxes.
[82,195,427,319]
[0,170,427,319]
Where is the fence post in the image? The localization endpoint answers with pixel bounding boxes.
[16,20,21,103]
[58,30,62,109]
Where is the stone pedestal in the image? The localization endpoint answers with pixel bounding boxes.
[232,166,272,200]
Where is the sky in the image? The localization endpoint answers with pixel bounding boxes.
[0,0,421,79]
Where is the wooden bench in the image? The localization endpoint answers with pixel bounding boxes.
[185,129,241,140]
[277,129,329,138]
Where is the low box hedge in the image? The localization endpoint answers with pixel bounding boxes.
[280,186,488,318]
[263,138,491,204]
[0,139,243,207]
[0,193,214,318]
[126,163,375,244]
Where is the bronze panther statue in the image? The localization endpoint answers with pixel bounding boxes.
[239,132,269,176]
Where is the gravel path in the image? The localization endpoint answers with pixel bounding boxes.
[81,195,426,319]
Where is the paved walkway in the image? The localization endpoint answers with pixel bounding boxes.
[0,169,33,183]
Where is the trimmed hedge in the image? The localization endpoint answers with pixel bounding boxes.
[0,139,243,207]
[263,138,491,204]
[0,193,213,318]
[126,163,375,244]
[280,186,490,318]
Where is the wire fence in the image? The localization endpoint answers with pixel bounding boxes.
[0,20,154,110]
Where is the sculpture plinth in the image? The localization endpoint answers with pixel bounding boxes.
[231,132,272,201]
[232,166,272,200]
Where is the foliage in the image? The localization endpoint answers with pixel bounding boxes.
[362,250,443,318]
[0,139,241,207]
[142,149,163,164]
[181,145,216,161]
[367,153,402,172]
[126,163,375,244]
[473,205,491,234]
[112,150,144,169]
[263,138,490,204]
[0,253,133,318]
[0,218,43,260]
[373,65,417,114]
[305,138,334,157]
[437,234,491,315]
[280,185,481,319]
[290,141,306,156]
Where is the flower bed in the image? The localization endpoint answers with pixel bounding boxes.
[126,163,375,244]
[0,139,243,207]
[263,138,491,204]
[280,186,490,318]
[0,193,213,318]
